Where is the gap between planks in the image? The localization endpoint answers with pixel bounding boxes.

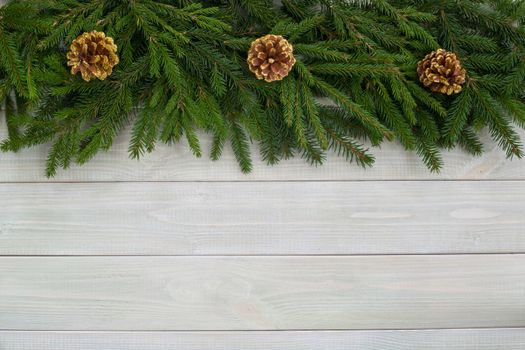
[2,252,525,257]
[2,326,525,332]
[1,178,525,184]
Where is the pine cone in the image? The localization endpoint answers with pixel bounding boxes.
[247,34,296,82]
[417,49,466,95]
[67,31,119,82]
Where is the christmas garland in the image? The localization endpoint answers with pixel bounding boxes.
[0,0,524,176]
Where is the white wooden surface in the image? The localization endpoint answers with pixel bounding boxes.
[1,107,525,348]
[0,182,524,255]
[1,120,525,182]
[2,329,525,350]
[2,255,525,330]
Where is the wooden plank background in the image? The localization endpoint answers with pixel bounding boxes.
[1,181,524,255]
[1,122,525,182]
[2,255,525,330]
[1,105,525,350]
[2,330,525,350]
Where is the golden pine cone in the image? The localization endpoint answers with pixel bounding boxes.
[247,34,296,82]
[67,31,119,82]
[417,49,466,95]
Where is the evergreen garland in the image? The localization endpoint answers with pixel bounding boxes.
[0,0,524,176]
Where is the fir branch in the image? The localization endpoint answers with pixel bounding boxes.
[1,0,524,176]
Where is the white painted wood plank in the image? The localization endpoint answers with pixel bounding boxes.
[1,255,524,330]
[2,329,525,350]
[0,181,524,255]
[1,110,525,181]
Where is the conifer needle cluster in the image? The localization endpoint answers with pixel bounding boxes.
[0,0,524,176]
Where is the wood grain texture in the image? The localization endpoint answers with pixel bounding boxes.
[2,1,525,345]
[1,255,525,330]
[1,181,524,255]
[1,111,525,182]
[2,329,525,350]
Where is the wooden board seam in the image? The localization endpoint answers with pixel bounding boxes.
[3,326,525,332]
